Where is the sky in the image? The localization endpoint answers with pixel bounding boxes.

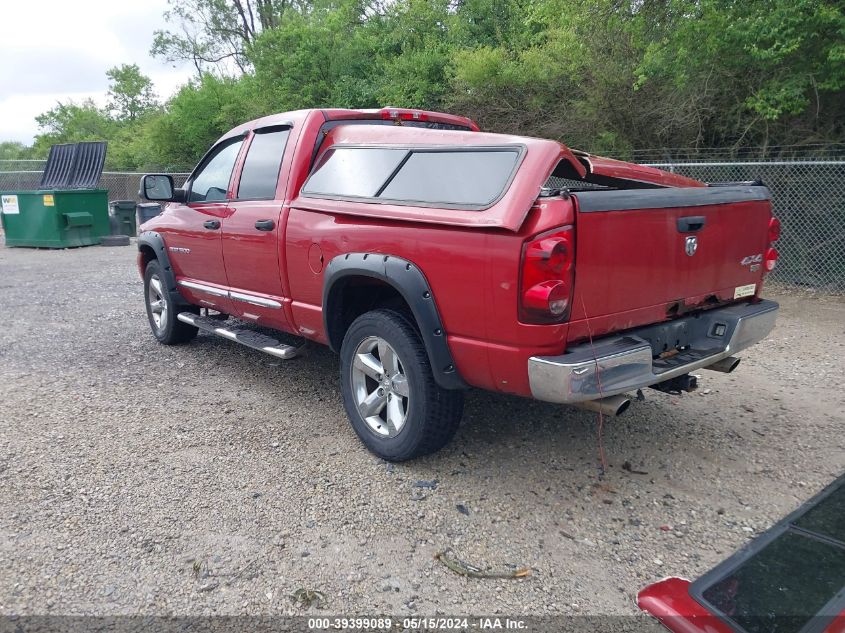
[0,0,194,144]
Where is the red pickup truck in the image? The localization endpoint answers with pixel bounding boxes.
[138,107,780,461]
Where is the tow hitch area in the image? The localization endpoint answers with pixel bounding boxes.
[650,373,699,395]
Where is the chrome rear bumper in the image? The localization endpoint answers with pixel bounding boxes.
[528,300,778,403]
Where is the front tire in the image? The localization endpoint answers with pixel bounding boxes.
[340,309,464,461]
[144,260,198,345]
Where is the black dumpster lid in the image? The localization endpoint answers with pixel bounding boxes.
[40,141,107,190]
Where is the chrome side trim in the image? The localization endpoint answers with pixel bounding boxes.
[177,280,282,309]
[528,300,779,404]
[178,280,228,297]
[229,290,282,309]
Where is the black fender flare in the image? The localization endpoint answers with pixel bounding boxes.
[137,231,191,308]
[323,253,467,390]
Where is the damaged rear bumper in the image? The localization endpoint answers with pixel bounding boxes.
[528,300,779,403]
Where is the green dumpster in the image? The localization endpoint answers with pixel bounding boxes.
[1,189,111,248]
[109,200,137,237]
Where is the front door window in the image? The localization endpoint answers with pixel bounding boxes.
[189,138,244,203]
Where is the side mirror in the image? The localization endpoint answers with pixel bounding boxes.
[140,174,185,202]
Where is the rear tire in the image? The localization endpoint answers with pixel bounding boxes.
[340,309,464,461]
[144,260,198,345]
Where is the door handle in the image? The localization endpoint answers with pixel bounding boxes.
[203,220,220,230]
[254,219,275,231]
[677,216,706,232]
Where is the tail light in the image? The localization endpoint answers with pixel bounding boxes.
[519,226,575,324]
[768,217,781,242]
[764,247,779,271]
[764,216,780,272]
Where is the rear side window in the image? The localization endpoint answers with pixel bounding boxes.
[301,146,521,208]
[380,151,518,205]
[237,127,290,199]
[302,148,407,198]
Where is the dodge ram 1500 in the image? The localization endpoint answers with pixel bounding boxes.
[138,107,780,461]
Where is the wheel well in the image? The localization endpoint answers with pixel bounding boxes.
[325,276,416,351]
[139,244,157,269]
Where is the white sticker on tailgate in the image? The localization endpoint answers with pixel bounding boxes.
[734,283,756,299]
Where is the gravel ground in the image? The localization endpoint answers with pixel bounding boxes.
[0,242,843,620]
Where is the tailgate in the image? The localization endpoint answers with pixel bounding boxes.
[571,186,773,320]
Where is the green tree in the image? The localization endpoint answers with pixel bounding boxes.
[16,0,845,169]
[372,0,454,108]
[636,0,845,149]
[33,100,115,154]
[146,74,268,167]
[447,0,638,148]
[249,0,384,109]
[152,0,304,75]
[0,141,36,160]
[106,64,159,122]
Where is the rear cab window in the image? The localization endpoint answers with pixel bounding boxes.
[301,146,522,209]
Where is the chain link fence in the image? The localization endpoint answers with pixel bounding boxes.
[2,159,843,290]
[0,165,189,202]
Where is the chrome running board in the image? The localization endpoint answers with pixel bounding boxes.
[177,313,304,360]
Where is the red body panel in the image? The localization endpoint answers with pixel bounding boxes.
[221,199,290,329]
[283,202,573,395]
[638,577,845,633]
[577,152,705,188]
[161,199,237,315]
[567,197,772,339]
[638,578,740,633]
[140,107,774,399]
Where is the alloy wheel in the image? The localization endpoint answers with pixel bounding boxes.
[350,336,410,437]
[147,274,168,332]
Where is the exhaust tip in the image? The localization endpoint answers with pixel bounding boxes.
[704,356,742,373]
[574,394,633,416]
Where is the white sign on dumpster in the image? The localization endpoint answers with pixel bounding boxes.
[1,194,20,214]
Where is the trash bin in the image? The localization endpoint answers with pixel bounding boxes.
[109,200,137,237]
[136,202,162,228]
[1,190,110,248]
[0,141,110,248]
